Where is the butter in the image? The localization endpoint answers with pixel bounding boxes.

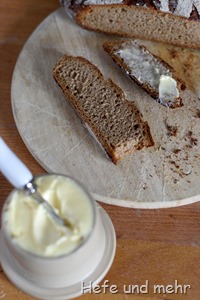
[116,41,172,90]
[159,75,179,106]
[4,175,94,257]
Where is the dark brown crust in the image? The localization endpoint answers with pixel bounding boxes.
[67,0,200,21]
[75,4,200,49]
[53,55,154,163]
[76,4,200,26]
[103,40,185,108]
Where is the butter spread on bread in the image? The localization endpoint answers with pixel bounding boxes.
[103,40,184,108]
[159,75,179,107]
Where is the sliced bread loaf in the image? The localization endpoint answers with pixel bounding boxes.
[53,55,154,163]
[103,40,185,108]
[74,3,200,49]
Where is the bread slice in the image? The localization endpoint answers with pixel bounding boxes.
[75,4,200,49]
[63,0,200,21]
[53,55,154,163]
[103,40,185,108]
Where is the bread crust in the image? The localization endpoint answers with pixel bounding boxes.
[103,40,186,108]
[53,55,154,163]
[75,4,200,49]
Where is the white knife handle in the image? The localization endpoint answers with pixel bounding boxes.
[0,137,33,189]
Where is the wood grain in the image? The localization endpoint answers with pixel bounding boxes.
[11,8,200,208]
[0,0,200,299]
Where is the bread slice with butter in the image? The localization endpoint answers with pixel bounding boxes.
[53,55,154,164]
[103,40,185,108]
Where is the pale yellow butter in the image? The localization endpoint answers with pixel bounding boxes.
[116,41,171,89]
[4,175,94,257]
[159,75,179,105]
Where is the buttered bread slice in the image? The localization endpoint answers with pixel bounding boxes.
[103,40,185,108]
[53,55,154,164]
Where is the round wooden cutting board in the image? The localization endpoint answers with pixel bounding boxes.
[11,8,200,208]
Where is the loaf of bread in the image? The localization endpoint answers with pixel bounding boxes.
[53,55,154,163]
[61,0,200,49]
[103,40,185,108]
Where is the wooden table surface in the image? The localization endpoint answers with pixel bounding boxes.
[0,1,200,299]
